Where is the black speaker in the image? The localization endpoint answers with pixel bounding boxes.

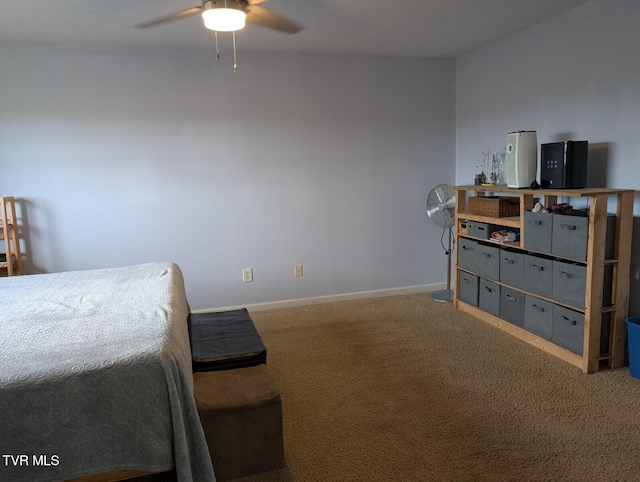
[540,141,588,189]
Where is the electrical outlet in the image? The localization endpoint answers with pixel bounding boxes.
[294,264,303,277]
[243,268,253,283]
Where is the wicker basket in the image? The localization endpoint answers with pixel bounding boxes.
[468,196,520,217]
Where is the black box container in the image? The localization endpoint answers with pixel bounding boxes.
[540,140,588,189]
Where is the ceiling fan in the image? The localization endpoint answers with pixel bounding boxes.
[135,0,304,71]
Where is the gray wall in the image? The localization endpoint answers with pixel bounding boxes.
[0,43,456,310]
[4,0,636,314]
[456,0,640,315]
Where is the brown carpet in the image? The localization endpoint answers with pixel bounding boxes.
[231,293,640,482]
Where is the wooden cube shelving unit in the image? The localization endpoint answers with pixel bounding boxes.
[450,185,633,373]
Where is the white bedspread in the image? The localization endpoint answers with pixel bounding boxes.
[0,262,215,481]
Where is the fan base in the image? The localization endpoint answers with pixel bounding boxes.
[430,289,453,303]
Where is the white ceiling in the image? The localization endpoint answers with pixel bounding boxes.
[1,0,589,58]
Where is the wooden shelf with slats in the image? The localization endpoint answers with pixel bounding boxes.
[450,185,633,373]
[1,196,24,276]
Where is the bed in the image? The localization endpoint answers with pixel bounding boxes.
[0,262,215,482]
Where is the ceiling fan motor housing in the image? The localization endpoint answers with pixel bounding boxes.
[202,0,247,32]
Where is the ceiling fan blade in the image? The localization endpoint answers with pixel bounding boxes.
[246,5,304,34]
[134,6,202,29]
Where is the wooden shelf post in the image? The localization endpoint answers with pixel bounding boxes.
[1,196,24,276]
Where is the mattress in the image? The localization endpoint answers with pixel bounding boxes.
[0,262,215,482]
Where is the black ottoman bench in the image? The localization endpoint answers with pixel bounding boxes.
[189,308,267,372]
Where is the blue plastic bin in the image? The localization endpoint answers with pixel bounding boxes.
[626,317,640,379]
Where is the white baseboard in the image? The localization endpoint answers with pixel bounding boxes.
[192,282,445,313]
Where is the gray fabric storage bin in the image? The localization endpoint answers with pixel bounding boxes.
[524,295,553,340]
[500,248,525,290]
[552,306,612,356]
[524,211,553,254]
[500,286,525,327]
[552,305,584,355]
[468,221,495,239]
[551,213,616,262]
[458,271,479,307]
[524,254,553,299]
[552,213,589,261]
[478,279,500,316]
[475,243,500,281]
[552,260,587,308]
[457,238,478,272]
[552,261,612,310]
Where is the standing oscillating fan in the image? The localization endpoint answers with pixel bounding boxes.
[426,184,456,302]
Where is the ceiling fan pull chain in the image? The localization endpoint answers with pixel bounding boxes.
[232,30,238,72]
[214,31,220,60]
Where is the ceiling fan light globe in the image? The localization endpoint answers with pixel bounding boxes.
[202,8,246,32]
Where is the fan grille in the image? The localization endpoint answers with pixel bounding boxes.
[426,184,455,228]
